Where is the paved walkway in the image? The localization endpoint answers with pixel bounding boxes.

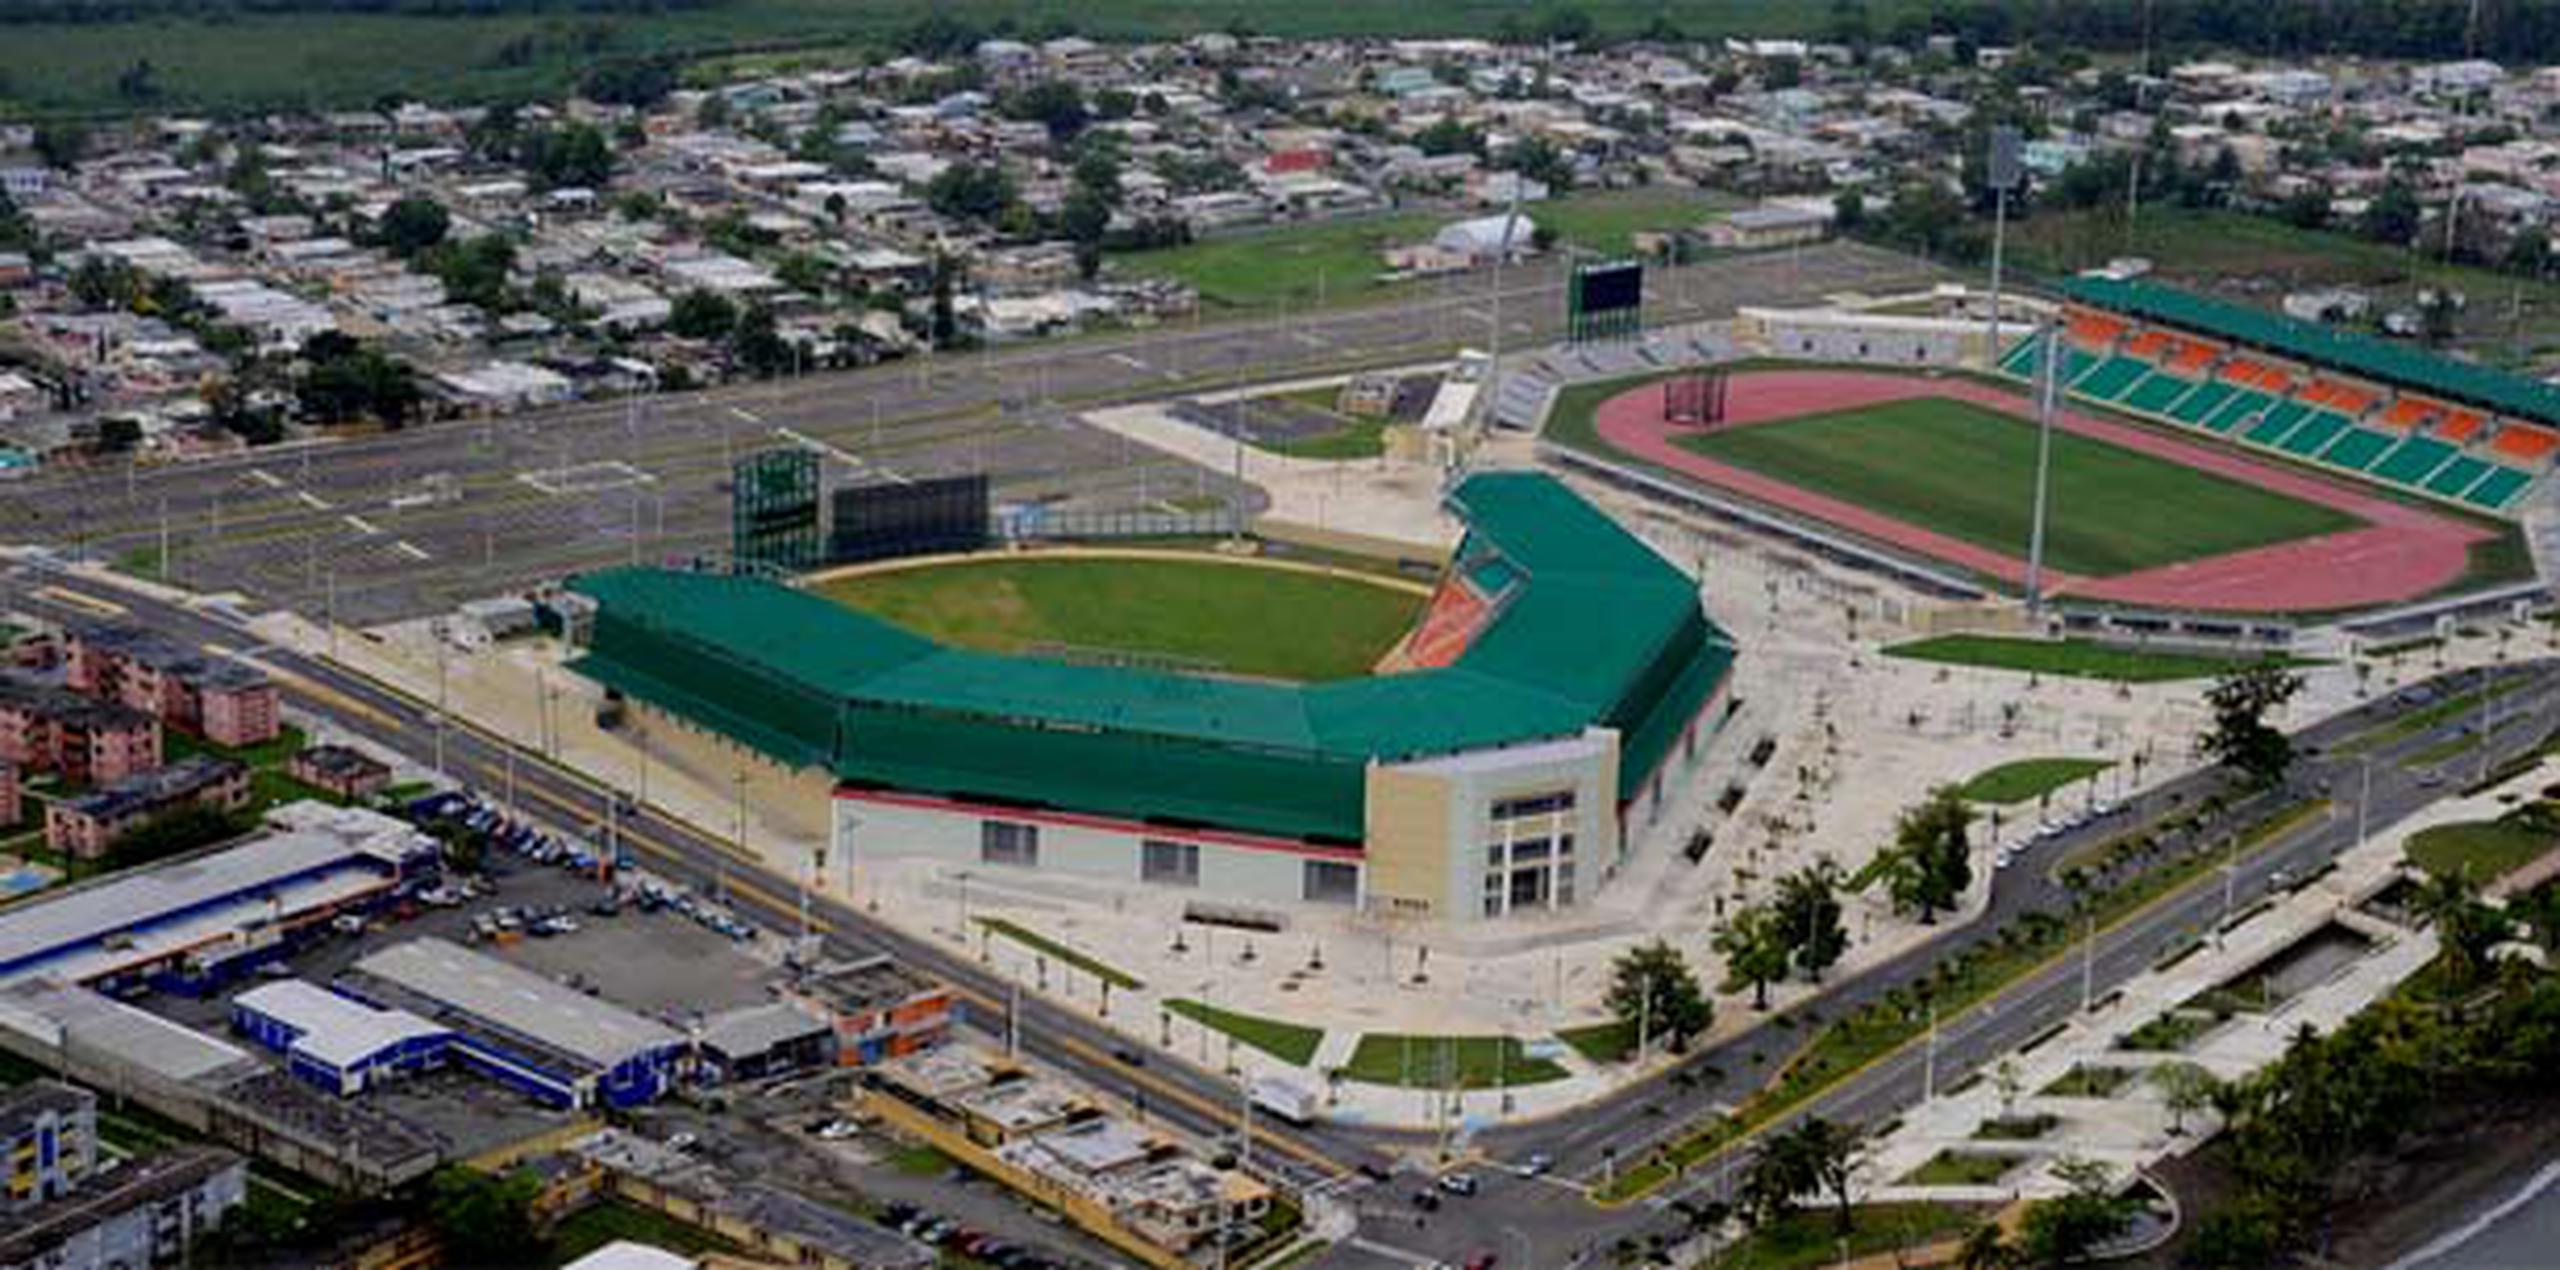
[1856,757,2559,1205]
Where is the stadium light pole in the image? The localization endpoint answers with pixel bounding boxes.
[1483,175,1525,463]
[2025,318,2060,617]
[1985,125,2022,362]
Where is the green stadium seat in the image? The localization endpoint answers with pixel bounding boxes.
[2168,380,2237,426]
[2423,454,2493,497]
[2374,435,2458,486]
[2122,372,2199,416]
[2463,466,2535,509]
[2279,410,2350,457]
[2203,389,2272,434]
[1999,337,2042,378]
[2245,400,2313,446]
[2320,427,2397,472]
[2072,355,2151,402]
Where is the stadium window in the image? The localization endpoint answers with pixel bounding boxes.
[1491,790,1575,820]
[1141,839,1201,887]
[1511,837,1553,863]
[980,820,1039,867]
[1302,859,1359,905]
[1484,844,1507,869]
[1557,862,1576,907]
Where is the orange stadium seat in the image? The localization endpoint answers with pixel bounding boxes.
[2123,330,2173,360]
[2166,340,2221,374]
[2219,358,2270,385]
[2491,423,2560,463]
[2438,411,2488,443]
[2379,398,2441,430]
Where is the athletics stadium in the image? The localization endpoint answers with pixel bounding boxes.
[564,471,1737,922]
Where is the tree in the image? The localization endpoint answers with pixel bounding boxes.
[376,195,450,259]
[927,160,1018,224]
[2153,1060,2220,1136]
[669,288,738,341]
[1061,186,1111,280]
[95,416,143,454]
[2414,871,2507,986]
[520,123,614,190]
[2200,661,2305,788]
[1882,786,1974,924]
[1604,940,1711,1051]
[1714,903,1794,1010]
[1739,1116,1859,1231]
[2018,1158,2139,1267]
[1956,1221,2021,1270]
[2363,176,2423,246]
[32,122,88,171]
[2418,287,2460,348]
[728,303,795,377]
[1504,134,1575,193]
[579,56,678,109]
[1002,79,1090,142]
[1832,188,1866,233]
[1773,862,1849,982]
[423,1166,543,1269]
[2275,185,2331,230]
[419,235,515,312]
[294,334,419,429]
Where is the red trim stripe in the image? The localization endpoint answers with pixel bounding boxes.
[831,786,1367,861]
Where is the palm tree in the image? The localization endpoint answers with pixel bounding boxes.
[1956,1220,2019,1270]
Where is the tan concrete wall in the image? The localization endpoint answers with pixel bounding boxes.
[1361,765,1454,917]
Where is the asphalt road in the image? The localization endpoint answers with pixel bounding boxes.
[11,558,2549,1268]
[0,240,1946,625]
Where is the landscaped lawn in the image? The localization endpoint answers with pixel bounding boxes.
[1677,397,2362,577]
[1710,1203,1978,1270]
[2039,1064,2138,1098]
[1164,999,1324,1067]
[1900,1150,2015,1187]
[815,555,1425,682]
[1342,1034,1568,1089]
[1958,757,2113,805]
[1556,1019,1638,1064]
[973,919,1143,991]
[1884,635,2316,684]
[2405,815,2558,883]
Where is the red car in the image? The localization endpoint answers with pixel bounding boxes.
[1463,1256,1498,1270]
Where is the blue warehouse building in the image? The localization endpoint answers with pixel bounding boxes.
[229,979,453,1097]
[336,938,685,1110]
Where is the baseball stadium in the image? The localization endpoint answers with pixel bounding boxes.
[1563,275,2557,615]
[563,471,1737,922]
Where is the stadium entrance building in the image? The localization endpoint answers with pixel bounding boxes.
[566,472,1736,922]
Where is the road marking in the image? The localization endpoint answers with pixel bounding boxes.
[728,406,764,424]
[1292,331,1328,349]
[249,469,285,489]
[393,540,432,562]
[297,490,333,511]
[33,586,125,617]
[1108,352,1151,374]
[343,514,380,536]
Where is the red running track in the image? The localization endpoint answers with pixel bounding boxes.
[1591,369,2497,613]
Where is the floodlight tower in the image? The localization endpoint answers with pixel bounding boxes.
[2025,317,2060,616]
[1984,125,2024,361]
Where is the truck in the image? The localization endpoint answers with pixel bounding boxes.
[1249,1076,1318,1126]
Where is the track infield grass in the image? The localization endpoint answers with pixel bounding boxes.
[814,555,1425,683]
[1675,396,2363,577]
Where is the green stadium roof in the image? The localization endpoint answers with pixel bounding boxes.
[567,471,1733,841]
[2057,274,2560,428]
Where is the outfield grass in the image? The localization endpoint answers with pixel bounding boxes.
[2404,817,2558,883]
[1342,1034,1568,1089]
[814,555,1424,682]
[1885,635,2315,683]
[1678,397,2362,577]
[1957,758,2112,805]
[1164,999,1324,1066]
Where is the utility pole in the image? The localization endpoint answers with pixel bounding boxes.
[2025,320,2061,616]
[1484,175,1525,453]
[1923,1002,1938,1102]
[2080,914,2097,1013]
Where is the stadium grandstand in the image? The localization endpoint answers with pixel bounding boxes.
[1997,275,2560,515]
[565,471,1737,922]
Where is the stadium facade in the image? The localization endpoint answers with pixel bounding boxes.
[567,471,1737,921]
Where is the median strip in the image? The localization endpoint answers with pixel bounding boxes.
[973,918,1144,991]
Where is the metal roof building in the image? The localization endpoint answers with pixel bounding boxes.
[338,938,685,1109]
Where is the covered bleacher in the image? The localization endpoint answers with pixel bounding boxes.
[1995,277,2559,516]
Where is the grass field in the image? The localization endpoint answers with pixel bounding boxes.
[1342,1034,1568,1089]
[1900,1151,2015,1187]
[1266,387,1392,460]
[1958,757,2112,805]
[1113,187,1738,312]
[973,918,1143,991]
[1884,635,2317,684]
[1164,999,1324,1066]
[2010,207,2560,364]
[0,2,1874,115]
[1710,1204,1975,1270]
[2404,816,2558,883]
[814,554,1424,682]
[1678,397,2363,577]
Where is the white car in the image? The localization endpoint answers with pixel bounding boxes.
[1994,847,2016,871]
